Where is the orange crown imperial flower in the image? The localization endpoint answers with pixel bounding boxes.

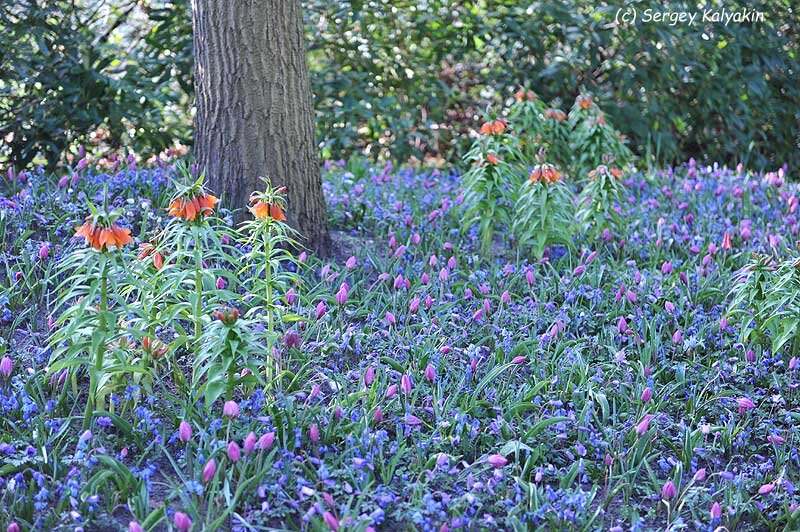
[485,153,500,166]
[168,193,219,221]
[577,95,593,110]
[479,119,507,136]
[74,216,133,251]
[545,109,566,121]
[250,199,286,221]
[530,164,562,184]
[138,242,165,269]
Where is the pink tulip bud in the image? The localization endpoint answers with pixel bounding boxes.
[202,459,216,483]
[672,330,683,344]
[7,524,21,532]
[244,432,256,455]
[173,511,192,532]
[385,312,396,326]
[129,522,143,532]
[38,243,50,261]
[0,356,13,379]
[662,480,676,500]
[364,365,375,386]
[447,256,456,269]
[286,288,297,304]
[400,374,412,395]
[487,454,508,468]
[409,298,420,314]
[636,414,656,436]
[501,290,510,304]
[421,272,429,284]
[618,317,627,334]
[227,441,241,462]
[710,501,722,520]
[439,268,449,282]
[526,270,535,286]
[424,295,433,309]
[424,364,436,383]
[178,421,192,443]
[323,511,339,531]
[309,423,320,443]
[316,301,327,320]
[374,406,383,423]
[385,384,397,399]
[604,453,613,467]
[215,277,226,290]
[335,284,348,306]
[640,387,652,402]
[693,468,706,482]
[58,175,69,188]
[512,355,527,364]
[758,483,774,495]
[737,396,755,415]
[258,432,275,451]
[345,256,357,269]
[223,400,239,418]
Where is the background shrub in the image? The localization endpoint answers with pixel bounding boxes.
[2,0,798,171]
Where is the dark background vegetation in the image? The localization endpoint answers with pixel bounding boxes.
[1,0,798,171]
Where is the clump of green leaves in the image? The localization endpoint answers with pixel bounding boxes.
[513,152,574,259]
[577,162,627,240]
[461,119,524,254]
[728,253,800,356]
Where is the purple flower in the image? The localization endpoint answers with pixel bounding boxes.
[487,454,508,468]
[364,366,375,386]
[316,301,328,320]
[0,356,13,379]
[424,364,436,383]
[227,441,241,462]
[244,432,256,455]
[310,423,320,443]
[400,374,412,395]
[661,480,676,500]
[202,459,216,483]
[335,283,348,306]
[178,421,192,443]
[710,501,722,520]
[174,511,192,532]
[223,400,239,418]
[736,396,755,415]
[257,432,275,451]
[323,511,339,531]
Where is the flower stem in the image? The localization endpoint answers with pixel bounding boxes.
[83,256,108,431]
[263,228,275,382]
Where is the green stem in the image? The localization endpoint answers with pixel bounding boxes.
[263,227,275,381]
[83,256,109,431]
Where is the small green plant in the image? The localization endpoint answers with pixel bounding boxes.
[577,161,626,240]
[567,94,634,179]
[728,253,800,356]
[461,118,524,254]
[513,150,574,259]
[240,179,302,381]
[48,199,142,430]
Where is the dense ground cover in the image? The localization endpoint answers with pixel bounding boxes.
[1,156,799,531]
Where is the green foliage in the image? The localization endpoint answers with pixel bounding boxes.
[460,121,523,254]
[4,0,797,171]
[728,254,800,356]
[0,1,187,169]
[513,167,574,259]
[576,164,627,240]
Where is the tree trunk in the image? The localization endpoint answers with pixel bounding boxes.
[192,0,330,255]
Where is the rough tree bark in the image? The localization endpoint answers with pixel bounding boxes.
[192,0,330,255]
